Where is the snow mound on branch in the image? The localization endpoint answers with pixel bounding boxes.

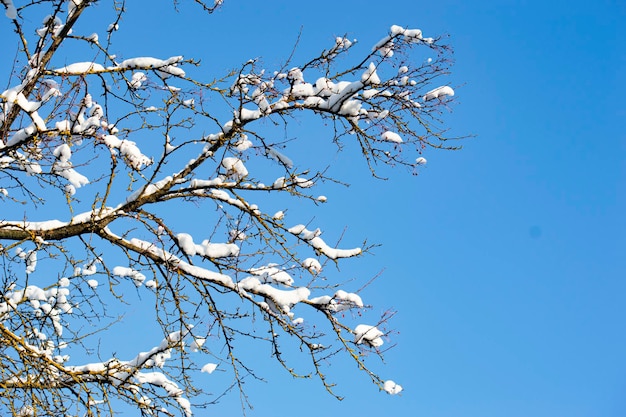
[54,62,105,74]
[0,283,74,338]
[118,56,185,77]
[176,233,240,258]
[189,337,205,352]
[101,134,152,170]
[383,380,403,395]
[354,324,384,348]
[2,0,17,19]
[267,147,293,168]
[112,266,146,287]
[308,289,364,312]
[361,63,381,85]
[53,161,89,189]
[381,131,403,143]
[201,363,218,374]
[250,264,294,286]
[221,157,248,179]
[288,224,361,259]
[302,258,322,274]
[237,277,310,314]
[423,86,454,101]
[53,144,72,162]
[334,290,363,308]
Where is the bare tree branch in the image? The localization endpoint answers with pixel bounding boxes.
[0,2,462,416]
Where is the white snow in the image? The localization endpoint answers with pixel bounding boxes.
[25,250,37,274]
[335,36,353,49]
[238,277,310,313]
[361,63,381,85]
[272,176,313,189]
[250,264,293,286]
[189,337,205,352]
[288,225,361,259]
[310,289,364,312]
[302,258,322,274]
[293,176,314,188]
[202,241,240,258]
[129,72,147,89]
[381,131,403,143]
[334,290,363,308]
[101,134,152,170]
[229,229,247,241]
[372,25,428,58]
[118,56,185,77]
[6,124,37,147]
[1,219,66,231]
[272,177,287,189]
[176,233,239,258]
[234,136,253,151]
[383,380,403,395]
[126,237,235,288]
[113,266,146,287]
[267,147,293,168]
[67,0,83,17]
[125,176,173,203]
[0,208,117,235]
[237,107,262,122]
[221,157,248,179]
[0,20,456,414]
[16,406,35,416]
[53,144,72,162]
[423,86,455,101]
[201,363,218,374]
[177,233,197,256]
[54,62,105,74]
[53,161,89,189]
[81,259,99,276]
[1,0,17,18]
[354,324,384,348]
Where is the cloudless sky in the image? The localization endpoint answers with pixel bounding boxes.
[3,0,625,416]
[176,1,624,416]
[173,1,623,415]
[187,1,623,416]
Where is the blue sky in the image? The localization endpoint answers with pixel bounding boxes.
[180,1,623,416]
[2,0,624,416]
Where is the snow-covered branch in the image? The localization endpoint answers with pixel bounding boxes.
[0,1,460,414]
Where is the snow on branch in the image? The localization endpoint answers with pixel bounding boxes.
[288,224,362,259]
[49,56,186,77]
[1,0,17,19]
[0,2,461,414]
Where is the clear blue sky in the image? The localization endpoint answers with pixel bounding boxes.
[4,1,625,416]
[155,1,623,415]
[185,1,623,416]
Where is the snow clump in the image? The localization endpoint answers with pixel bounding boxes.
[354,324,384,348]
[383,380,403,395]
[423,86,454,101]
